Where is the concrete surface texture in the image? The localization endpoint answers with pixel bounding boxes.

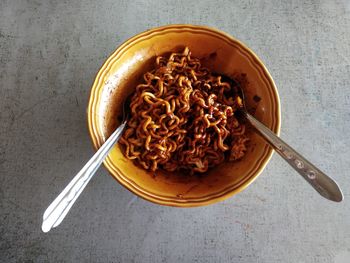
[1,0,350,262]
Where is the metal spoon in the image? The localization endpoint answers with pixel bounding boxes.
[41,97,130,233]
[236,86,343,202]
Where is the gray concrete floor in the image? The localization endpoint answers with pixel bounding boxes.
[1,0,350,262]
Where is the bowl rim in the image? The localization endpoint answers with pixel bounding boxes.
[87,24,281,207]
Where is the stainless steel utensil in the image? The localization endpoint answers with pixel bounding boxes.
[42,97,130,232]
[236,86,343,202]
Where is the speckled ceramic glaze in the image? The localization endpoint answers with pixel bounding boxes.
[87,24,281,207]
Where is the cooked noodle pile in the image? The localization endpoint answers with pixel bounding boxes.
[119,47,248,174]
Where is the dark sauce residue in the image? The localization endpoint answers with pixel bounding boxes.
[253,95,261,103]
[209,51,217,59]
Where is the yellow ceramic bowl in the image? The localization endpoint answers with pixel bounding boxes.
[88,24,281,207]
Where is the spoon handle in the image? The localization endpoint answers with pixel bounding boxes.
[42,122,126,233]
[243,111,343,202]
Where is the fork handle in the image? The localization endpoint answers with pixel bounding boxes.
[42,122,126,233]
[243,111,343,202]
